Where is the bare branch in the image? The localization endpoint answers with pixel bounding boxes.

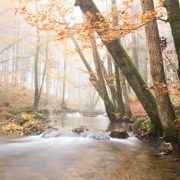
[0,56,32,64]
[157,17,168,23]
[0,34,30,55]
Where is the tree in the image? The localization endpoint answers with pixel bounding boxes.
[90,33,125,118]
[75,0,162,135]
[70,33,120,120]
[33,28,40,109]
[141,0,176,140]
[61,40,67,109]
[164,0,180,79]
[33,30,49,109]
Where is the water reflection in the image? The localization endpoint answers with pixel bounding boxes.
[49,112,110,133]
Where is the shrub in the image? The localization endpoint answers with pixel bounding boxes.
[134,116,152,133]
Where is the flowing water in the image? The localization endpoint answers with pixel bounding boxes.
[0,113,179,180]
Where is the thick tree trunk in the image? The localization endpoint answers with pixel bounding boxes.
[141,0,176,140]
[164,0,180,80]
[75,0,162,135]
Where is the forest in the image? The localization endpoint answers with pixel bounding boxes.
[0,0,180,179]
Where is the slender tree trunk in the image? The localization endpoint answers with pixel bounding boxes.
[61,43,67,109]
[164,0,180,79]
[114,64,125,117]
[107,53,116,105]
[132,32,139,70]
[75,0,162,135]
[107,52,113,76]
[120,71,132,118]
[37,39,48,104]
[71,35,116,121]
[141,0,176,140]
[33,28,40,109]
[90,33,116,117]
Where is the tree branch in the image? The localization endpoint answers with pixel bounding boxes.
[0,34,29,55]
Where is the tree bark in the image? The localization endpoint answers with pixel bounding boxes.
[75,0,162,135]
[164,0,180,80]
[141,0,176,140]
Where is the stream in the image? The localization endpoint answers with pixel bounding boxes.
[0,113,179,180]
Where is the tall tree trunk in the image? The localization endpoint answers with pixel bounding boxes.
[111,0,128,117]
[75,0,162,135]
[107,52,113,76]
[132,32,139,70]
[164,0,180,80]
[37,39,48,104]
[141,0,176,140]
[71,35,116,121]
[33,28,40,109]
[114,63,125,117]
[107,53,116,105]
[120,71,132,118]
[90,33,116,117]
[61,43,67,109]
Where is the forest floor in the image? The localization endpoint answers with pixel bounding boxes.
[0,107,49,136]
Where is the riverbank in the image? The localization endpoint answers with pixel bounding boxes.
[0,107,49,136]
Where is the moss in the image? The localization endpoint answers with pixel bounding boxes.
[142,119,152,133]
[163,123,177,141]
[134,117,146,128]
[14,116,27,126]
[134,116,153,134]
[177,132,180,143]
[30,111,47,120]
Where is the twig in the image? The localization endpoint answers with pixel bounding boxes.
[0,34,30,55]
[0,56,32,64]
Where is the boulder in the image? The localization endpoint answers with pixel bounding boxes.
[159,141,173,155]
[110,130,129,139]
[87,132,110,140]
[42,127,61,138]
[72,126,89,134]
[80,131,110,140]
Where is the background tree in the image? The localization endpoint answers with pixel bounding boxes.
[164,0,180,79]
[141,0,176,140]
